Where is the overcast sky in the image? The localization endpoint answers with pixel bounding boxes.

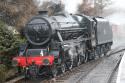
[107,0,125,25]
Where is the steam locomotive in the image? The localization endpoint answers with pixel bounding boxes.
[12,11,113,78]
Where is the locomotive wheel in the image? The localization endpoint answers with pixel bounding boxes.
[51,65,58,77]
[67,60,73,70]
[100,47,104,57]
[95,47,100,59]
[94,52,99,60]
[104,44,110,56]
[100,52,104,57]
[83,52,88,63]
[93,49,99,60]
[24,68,30,79]
[60,63,66,73]
[17,66,22,74]
[105,45,111,56]
[104,50,108,56]
[76,55,81,66]
[28,64,38,79]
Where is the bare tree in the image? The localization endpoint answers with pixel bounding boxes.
[78,0,95,16]
[78,0,111,16]
[0,0,38,32]
[94,0,111,16]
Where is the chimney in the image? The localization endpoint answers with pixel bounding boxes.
[38,11,48,16]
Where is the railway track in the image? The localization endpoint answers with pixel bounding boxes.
[77,48,123,83]
[6,46,125,83]
[55,58,101,83]
[107,61,119,83]
[11,57,101,83]
[72,46,125,83]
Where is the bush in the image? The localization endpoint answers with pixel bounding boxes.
[0,64,7,83]
[0,20,19,53]
[0,20,24,68]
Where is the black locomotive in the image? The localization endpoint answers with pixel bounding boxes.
[12,11,113,78]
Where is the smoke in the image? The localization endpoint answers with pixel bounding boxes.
[38,0,82,13]
[62,0,83,13]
